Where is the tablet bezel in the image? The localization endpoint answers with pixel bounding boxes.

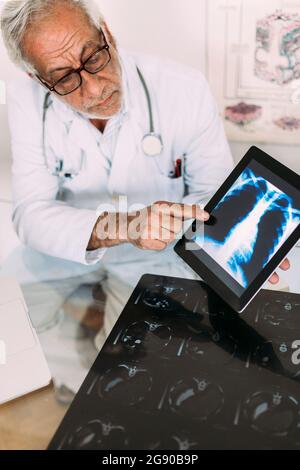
[174,146,300,312]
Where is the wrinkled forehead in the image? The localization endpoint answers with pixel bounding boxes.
[22,3,101,73]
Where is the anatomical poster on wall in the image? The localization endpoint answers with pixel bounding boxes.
[205,0,300,144]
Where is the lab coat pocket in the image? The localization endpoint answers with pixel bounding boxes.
[156,174,185,203]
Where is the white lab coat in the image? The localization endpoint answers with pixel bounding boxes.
[7,50,233,270]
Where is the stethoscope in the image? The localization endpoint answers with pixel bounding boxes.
[42,66,163,180]
[136,66,164,157]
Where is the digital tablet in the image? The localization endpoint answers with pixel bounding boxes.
[174,146,300,312]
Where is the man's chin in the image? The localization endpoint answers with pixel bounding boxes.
[83,104,122,120]
[88,92,122,118]
[72,92,122,120]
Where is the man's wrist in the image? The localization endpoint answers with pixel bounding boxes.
[87,215,102,251]
[87,212,131,251]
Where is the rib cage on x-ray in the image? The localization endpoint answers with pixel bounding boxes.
[194,168,300,288]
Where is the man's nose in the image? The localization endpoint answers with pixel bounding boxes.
[81,70,104,97]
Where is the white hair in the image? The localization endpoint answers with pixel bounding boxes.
[0,0,104,72]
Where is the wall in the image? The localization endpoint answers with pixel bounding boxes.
[1,0,299,171]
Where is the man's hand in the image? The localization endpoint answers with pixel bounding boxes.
[87,201,209,251]
[88,203,290,286]
[127,201,209,251]
[268,258,290,284]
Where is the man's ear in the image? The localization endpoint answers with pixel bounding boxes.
[101,21,117,49]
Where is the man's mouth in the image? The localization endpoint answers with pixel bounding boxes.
[91,91,117,110]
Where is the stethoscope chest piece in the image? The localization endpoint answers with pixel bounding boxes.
[142,132,163,157]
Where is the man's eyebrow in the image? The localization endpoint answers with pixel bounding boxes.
[47,39,101,76]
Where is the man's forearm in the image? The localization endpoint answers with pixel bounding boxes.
[87,201,211,253]
[87,212,131,251]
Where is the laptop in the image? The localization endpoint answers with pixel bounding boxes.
[0,277,51,405]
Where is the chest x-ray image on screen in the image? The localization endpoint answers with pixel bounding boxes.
[194,162,300,289]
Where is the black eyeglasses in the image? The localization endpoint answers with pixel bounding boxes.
[36,30,111,96]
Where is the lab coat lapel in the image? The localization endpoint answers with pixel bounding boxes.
[57,104,101,158]
[107,51,146,196]
[68,116,99,155]
[107,115,140,196]
[50,95,100,156]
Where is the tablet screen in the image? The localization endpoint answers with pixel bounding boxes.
[193,159,300,293]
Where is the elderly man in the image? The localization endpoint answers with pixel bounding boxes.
[0,0,289,377]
